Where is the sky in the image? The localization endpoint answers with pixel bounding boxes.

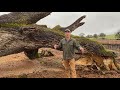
[0,12,120,36]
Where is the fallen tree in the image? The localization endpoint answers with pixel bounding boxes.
[0,12,85,58]
[0,12,119,70]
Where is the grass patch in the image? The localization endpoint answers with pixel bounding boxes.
[105,34,116,39]
[0,23,28,28]
[88,34,116,40]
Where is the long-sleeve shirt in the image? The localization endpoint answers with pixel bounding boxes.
[57,38,81,60]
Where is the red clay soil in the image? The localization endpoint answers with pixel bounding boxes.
[0,48,120,78]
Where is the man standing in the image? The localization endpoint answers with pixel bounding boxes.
[54,29,84,78]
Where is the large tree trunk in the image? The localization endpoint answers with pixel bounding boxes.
[0,12,86,59]
[0,26,63,57]
[0,12,52,25]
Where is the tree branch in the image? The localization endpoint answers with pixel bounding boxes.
[61,15,86,32]
[0,12,52,25]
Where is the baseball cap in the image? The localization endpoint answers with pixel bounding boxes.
[65,29,71,32]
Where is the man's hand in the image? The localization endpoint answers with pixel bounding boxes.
[80,47,84,54]
[54,44,58,49]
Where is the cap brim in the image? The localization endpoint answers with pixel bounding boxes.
[65,30,71,32]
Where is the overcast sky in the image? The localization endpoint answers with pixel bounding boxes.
[0,12,120,36]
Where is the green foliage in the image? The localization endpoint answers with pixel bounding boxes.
[52,25,61,30]
[89,34,116,40]
[93,34,98,39]
[51,25,64,36]
[115,31,120,39]
[0,23,28,28]
[51,26,117,58]
[99,33,106,39]
[76,37,117,58]
[79,33,85,37]
[1,22,116,59]
[86,35,93,38]
[105,34,115,39]
[71,35,80,38]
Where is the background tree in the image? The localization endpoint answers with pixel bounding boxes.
[86,35,93,38]
[99,33,106,39]
[93,34,98,39]
[79,33,85,37]
[115,30,120,40]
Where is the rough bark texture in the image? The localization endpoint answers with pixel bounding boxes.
[0,26,63,57]
[0,12,52,25]
[0,12,86,58]
[0,12,119,70]
[61,15,86,32]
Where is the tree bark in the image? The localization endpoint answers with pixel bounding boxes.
[0,26,63,57]
[0,12,86,58]
[0,12,52,25]
[61,15,86,32]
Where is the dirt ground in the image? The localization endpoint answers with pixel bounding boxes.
[0,48,120,78]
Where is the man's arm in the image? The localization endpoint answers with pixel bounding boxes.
[73,39,84,53]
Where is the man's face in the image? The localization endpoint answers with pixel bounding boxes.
[65,31,71,38]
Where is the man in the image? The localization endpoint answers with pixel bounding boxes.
[54,29,84,78]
